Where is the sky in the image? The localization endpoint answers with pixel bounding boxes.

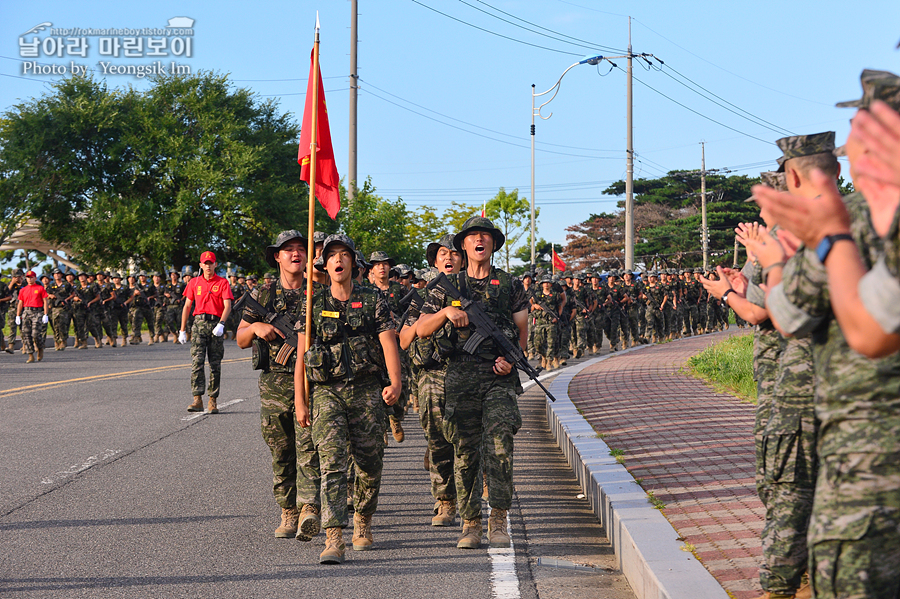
[2,0,899,266]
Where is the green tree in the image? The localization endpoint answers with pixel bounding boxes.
[405,205,447,267]
[0,72,315,274]
[336,177,417,265]
[484,187,533,271]
[443,201,480,235]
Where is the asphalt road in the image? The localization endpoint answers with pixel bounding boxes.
[0,340,634,599]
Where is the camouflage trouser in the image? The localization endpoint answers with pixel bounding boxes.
[132,305,155,339]
[72,307,88,342]
[626,306,641,344]
[259,371,320,509]
[707,302,721,331]
[809,451,900,599]
[759,404,818,595]
[686,305,699,336]
[674,305,685,337]
[754,383,775,506]
[592,313,605,349]
[50,306,70,346]
[663,306,675,338]
[20,308,46,354]
[310,374,386,529]
[86,308,103,340]
[6,304,18,348]
[646,306,665,342]
[153,306,169,337]
[444,360,520,520]
[111,307,129,337]
[533,319,558,359]
[607,312,625,350]
[526,316,537,356]
[696,302,708,332]
[638,304,646,338]
[600,312,611,345]
[418,367,455,501]
[190,318,225,397]
[559,319,571,359]
[165,306,181,337]
[571,314,591,354]
[0,306,6,348]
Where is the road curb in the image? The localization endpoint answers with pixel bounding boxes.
[545,347,730,599]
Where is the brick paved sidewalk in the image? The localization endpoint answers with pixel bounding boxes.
[568,331,765,599]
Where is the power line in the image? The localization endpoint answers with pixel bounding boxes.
[462,0,626,54]
[409,0,582,56]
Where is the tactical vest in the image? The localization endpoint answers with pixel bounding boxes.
[253,281,303,374]
[440,268,517,360]
[535,290,562,323]
[305,284,385,383]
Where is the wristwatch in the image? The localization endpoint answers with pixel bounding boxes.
[815,233,854,264]
[722,289,734,304]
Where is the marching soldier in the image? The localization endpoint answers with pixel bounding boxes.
[237,230,322,543]
[569,272,593,358]
[294,234,402,564]
[4,268,25,353]
[532,274,563,370]
[15,270,50,363]
[417,216,529,550]
[0,272,14,353]
[180,251,233,414]
[162,270,185,344]
[642,272,667,343]
[47,268,73,351]
[131,271,157,345]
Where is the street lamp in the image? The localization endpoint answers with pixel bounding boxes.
[530,54,604,268]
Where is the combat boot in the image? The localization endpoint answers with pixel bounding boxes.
[319,527,345,564]
[172,335,179,344]
[487,508,511,548]
[94,338,101,348]
[147,336,154,346]
[432,500,457,527]
[551,357,560,370]
[25,353,34,363]
[296,504,321,542]
[207,397,219,414]
[79,339,87,349]
[129,336,140,345]
[352,512,374,551]
[794,583,812,599]
[187,396,204,412]
[37,347,43,362]
[390,417,404,442]
[274,506,299,538]
[457,518,482,549]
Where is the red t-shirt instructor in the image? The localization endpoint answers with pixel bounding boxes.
[179,251,233,413]
[16,270,50,363]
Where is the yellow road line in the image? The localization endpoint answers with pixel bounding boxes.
[0,357,250,399]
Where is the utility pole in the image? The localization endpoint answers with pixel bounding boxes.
[348,0,358,205]
[624,17,635,270]
[701,142,707,270]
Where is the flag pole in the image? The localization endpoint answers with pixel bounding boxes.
[303,15,321,402]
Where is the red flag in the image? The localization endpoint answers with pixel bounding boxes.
[298,49,340,219]
[552,248,566,272]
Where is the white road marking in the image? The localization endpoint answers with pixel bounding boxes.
[489,513,520,599]
[41,448,121,484]
[180,398,245,421]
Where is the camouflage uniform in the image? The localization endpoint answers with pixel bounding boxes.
[683,274,701,336]
[81,279,103,344]
[621,277,643,345]
[131,278,157,342]
[20,308,47,355]
[532,285,562,361]
[604,280,627,351]
[591,279,607,350]
[5,277,24,350]
[768,191,900,599]
[244,281,320,512]
[298,282,394,529]
[47,279,73,348]
[569,282,593,356]
[643,279,666,343]
[0,279,10,350]
[421,267,528,521]
[70,282,89,345]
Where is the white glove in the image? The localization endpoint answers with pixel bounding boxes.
[178,330,187,344]
[212,323,225,337]
[42,314,49,324]
[15,315,21,325]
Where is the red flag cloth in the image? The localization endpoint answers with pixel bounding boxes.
[298,48,340,219]
[552,248,566,272]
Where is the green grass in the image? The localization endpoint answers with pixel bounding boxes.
[685,333,757,403]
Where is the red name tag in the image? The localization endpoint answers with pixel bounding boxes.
[351,302,362,308]
[490,279,500,285]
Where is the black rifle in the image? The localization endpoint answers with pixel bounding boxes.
[426,272,557,402]
[397,288,424,331]
[531,295,561,324]
[233,291,299,366]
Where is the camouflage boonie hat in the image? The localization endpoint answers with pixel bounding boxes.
[426,233,458,267]
[138,270,148,277]
[395,263,413,277]
[420,267,439,283]
[266,229,308,268]
[746,170,788,202]
[150,271,160,277]
[574,271,587,280]
[539,274,553,284]
[263,272,275,279]
[368,251,396,267]
[110,272,122,279]
[836,69,900,111]
[774,131,836,172]
[313,231,327,244]
[454,216,505,254]
[315,233,358,273]
[355,250,369,270]
[52,268,62,275]
[12,268,24,276]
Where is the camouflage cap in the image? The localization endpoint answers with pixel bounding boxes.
[368,251,396,267]
[539,274,553,284]
[266,229,308,268]
[355,250,369,270]
[420,267,440,283]
[453,216,505,254]
[12,268,24,276]
[263,272,275,279]
[836,69,900,111]
[573,271,587,280]
[774,131,836,172]
[52,268,62,275]
[150,271,161,277]
[138,270,148,277]
[313,231,327,244]
[248,274,258,281]
[746,170,788,202]
[316,233,358,273]
[395,263,413,277]
[521,270,534,280]
[110,271,122,279]
[425,233,458,267]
